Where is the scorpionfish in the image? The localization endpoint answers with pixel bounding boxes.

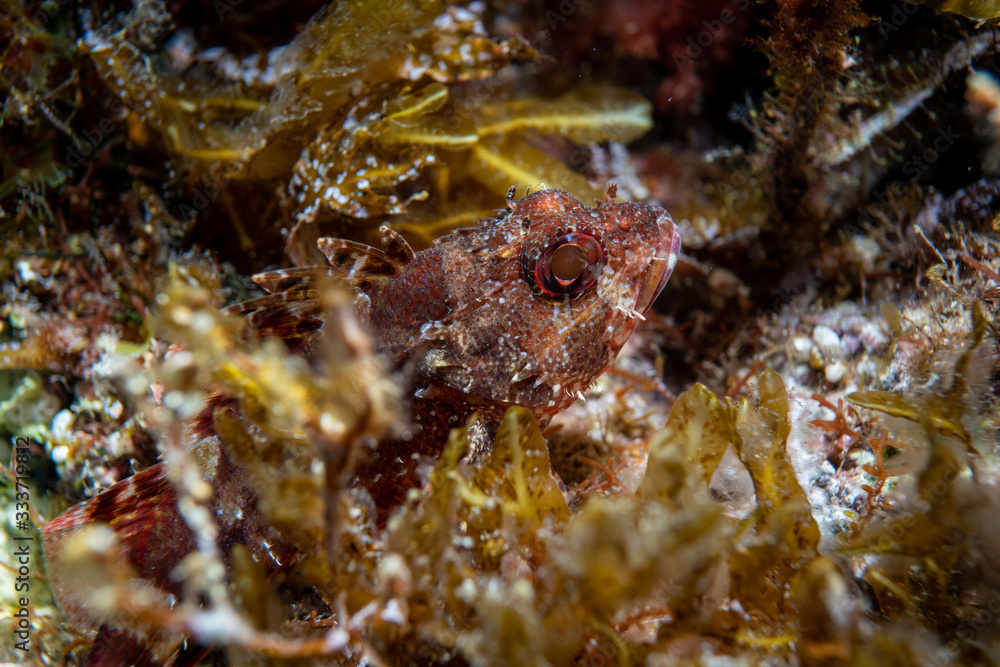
[42,186,681,666]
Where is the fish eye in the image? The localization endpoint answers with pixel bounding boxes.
[532,232,604,297]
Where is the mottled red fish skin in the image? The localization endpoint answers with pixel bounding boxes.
[41,188,681,665]
[374,188,679,423]
[354,188,681,510]
[42,441,298,667]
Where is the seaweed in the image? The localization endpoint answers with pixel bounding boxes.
[79,0,651,256]
[5,0,1000,665]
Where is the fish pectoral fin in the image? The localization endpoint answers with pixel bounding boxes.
[317,237,399,278]
[223,290,325,342]
[251,267,331,294]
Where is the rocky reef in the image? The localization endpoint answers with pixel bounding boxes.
[2,0,1000,664]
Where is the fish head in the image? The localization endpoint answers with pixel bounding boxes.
[420,187,680,416]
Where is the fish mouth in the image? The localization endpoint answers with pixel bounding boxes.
[633,209,682,314]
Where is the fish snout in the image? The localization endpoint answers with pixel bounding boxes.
[633,209,681,314]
